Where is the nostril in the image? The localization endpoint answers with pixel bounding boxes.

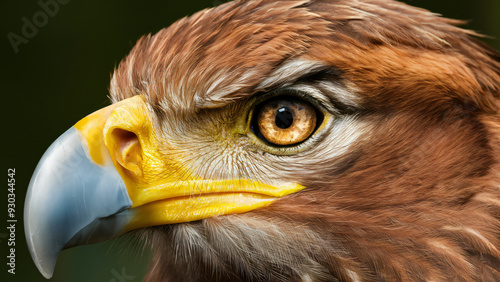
[110,128,143,176]
[114,129,139,155]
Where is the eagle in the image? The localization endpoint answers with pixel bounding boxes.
[25,0,500,281]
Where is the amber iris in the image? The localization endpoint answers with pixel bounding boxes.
[256,97,317,146]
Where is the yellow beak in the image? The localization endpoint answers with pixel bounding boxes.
[25,95,304,278]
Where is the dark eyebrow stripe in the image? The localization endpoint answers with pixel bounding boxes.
[295,68,344,84]
[286,66,361,112]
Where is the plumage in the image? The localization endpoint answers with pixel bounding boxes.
[25,0,500,281]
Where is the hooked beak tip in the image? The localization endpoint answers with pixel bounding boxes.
[24,127,132,279]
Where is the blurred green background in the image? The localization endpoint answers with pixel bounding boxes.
[1,0,499,281]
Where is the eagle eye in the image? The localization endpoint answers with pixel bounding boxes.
[252,96,322,146]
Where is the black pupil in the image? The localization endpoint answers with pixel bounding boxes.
[275,107,294,129]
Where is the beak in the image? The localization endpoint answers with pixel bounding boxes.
[24,97,142,279]
[25,95,305,279]
[24,127,133,279]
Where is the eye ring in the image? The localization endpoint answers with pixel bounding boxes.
[251,96,323,147]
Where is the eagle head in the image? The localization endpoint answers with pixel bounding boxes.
[25,0,500,280]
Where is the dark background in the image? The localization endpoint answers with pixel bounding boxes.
[2,1,499,281]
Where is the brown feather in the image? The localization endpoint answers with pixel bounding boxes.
[109,0,500,280]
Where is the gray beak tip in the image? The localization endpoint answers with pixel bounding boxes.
[25,211,58,279]
[29,250,55,279]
